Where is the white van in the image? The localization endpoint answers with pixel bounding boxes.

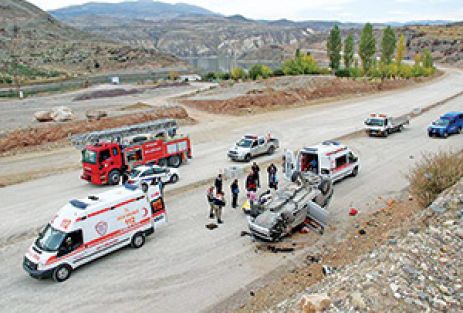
[23,183,166,282]
[284,141,359,183]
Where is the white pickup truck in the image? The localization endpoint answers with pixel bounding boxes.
[364,113,409,137]
[228,134,279,162]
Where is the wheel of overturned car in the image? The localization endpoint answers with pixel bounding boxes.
[131,232,145,249]
[170,174,179,184]
[108,170,121,185]
[52,264,72,282]
[168,155,182,168]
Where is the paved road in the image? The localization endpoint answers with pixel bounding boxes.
[0,71,462,313]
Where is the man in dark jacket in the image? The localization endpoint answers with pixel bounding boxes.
[230,179,239,208]
[215,174,223,194]
[251,162,260,188]
[246,172,257,192]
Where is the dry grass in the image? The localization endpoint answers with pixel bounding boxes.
[408,151,463,207]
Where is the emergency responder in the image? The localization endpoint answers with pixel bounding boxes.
[207,186,215,219]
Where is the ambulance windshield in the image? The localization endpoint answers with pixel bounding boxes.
[35,224,66,252]
[82,149,97,164]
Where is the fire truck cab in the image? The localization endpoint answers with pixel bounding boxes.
[23,183,166,282]
[284,141,359,183]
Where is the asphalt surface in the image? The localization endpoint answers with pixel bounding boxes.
[0,70,462,313]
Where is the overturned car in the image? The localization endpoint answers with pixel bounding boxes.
[247,172,333,241]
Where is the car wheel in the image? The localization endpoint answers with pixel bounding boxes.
[131,232,145,249]
[168,155,182,168]
[170,174,179,184]
[443,132,449,138]
[52,264,72,282]
[244,154,251,162]
[351,166,359,177]
[267,146,275,155]
[108,170,121,185]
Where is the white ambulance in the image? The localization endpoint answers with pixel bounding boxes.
[284,141,359,183]
[23,183,166,282]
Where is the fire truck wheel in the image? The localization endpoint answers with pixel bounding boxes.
[168,155,182,168]
[158,158,168,167]
[52,264,72,282]
[108,170,121,185]
[131,232,145,249]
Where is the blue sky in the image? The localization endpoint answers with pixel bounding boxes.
[30,0,463,22]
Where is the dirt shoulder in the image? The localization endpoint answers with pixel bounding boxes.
[219,179,462,312]
[181,73,443,115]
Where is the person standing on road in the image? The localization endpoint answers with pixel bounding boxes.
[230,179,239,209]
[215,174,223,194]
[251,162,260,188]
[267,163,278,189]
[246,172,257,192]
[213,192,226,224]
[207,186,215,219]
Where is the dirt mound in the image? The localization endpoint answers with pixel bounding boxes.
[0,105,192,154]
[182,77,434,115]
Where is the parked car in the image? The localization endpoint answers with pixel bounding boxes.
[127,165,179,185]
[428,111,463,138]
[228,134,279,162]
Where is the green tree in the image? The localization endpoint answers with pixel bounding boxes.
[282,54,319,76]
[249,64,273,80]
[326,25,342,70]
[295,48,302,58]
[359,23,376,72]
[423,48,434,68]
[343,34,354,69]
[381,26,396,64]
[396,34,406,65]
[230,67,247,80]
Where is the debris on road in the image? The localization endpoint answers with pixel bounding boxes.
[34,106,75,123]
[34,111,53,122]
[206,223,218,230]
[85,109,108,121]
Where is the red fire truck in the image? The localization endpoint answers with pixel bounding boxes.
[71,119,192,185]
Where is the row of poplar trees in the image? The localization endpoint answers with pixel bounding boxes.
[326,23,407,72]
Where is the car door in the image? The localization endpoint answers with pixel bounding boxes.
[153,167,169,183]
[257,137,266,155]
[140,168,155,183]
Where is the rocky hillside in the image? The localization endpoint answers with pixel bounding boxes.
[58,14,326,59]
[0,0,183,83]
[51,0,216,20]
[271,179,463,312]
[402,23,463,67]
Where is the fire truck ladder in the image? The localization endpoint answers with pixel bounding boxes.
[70,119,178,150]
